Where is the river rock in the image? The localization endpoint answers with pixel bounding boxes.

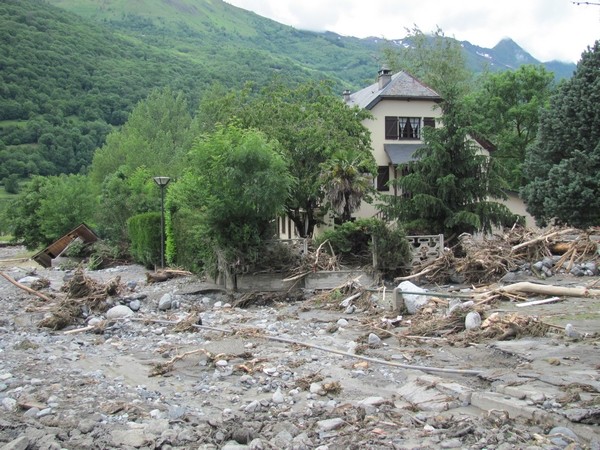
[1,436,30,450]
[158,293,173,310]
[397,281,429,314]
[316,418,345,431]
[368,333,382,348]
[465,311,482,330]
[106,304,134,319]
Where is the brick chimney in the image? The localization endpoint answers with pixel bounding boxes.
[378,65,392,90]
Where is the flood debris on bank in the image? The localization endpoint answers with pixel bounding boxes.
[1,227,599,448]
[403,226,600,285]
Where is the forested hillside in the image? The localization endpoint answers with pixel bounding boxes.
[0,0,365,180]
[0,0,577,183]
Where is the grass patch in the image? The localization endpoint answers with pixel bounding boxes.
[0,119,28,129]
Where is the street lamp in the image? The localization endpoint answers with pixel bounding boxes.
[153,176,171,269]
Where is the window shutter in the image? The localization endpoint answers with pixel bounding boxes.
[385,117,399,139]
[376,166,390,191]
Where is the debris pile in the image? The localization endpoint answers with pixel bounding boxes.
[404,227,600,285]
[38,267,124,330]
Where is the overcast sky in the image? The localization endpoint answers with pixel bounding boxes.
[226,0,599,63]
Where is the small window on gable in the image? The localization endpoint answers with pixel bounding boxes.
[376,166,390,191]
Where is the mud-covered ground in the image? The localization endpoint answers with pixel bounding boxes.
[0,246,599,450]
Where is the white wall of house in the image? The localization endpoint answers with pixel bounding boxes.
[368,100,441,165]
[498,192,538,229]
[354,99,441,220]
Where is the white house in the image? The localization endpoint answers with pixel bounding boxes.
[276,66,534,239]
[343,66,443,220]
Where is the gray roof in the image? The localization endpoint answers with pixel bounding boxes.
[346,71,441,110]
[384,143,425,165]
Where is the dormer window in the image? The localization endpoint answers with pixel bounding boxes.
[385,117,422,140]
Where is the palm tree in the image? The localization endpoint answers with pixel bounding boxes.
[319,149,375,223]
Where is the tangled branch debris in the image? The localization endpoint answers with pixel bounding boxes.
[283,239,341,283]
[405,227,600,285]
[172,312,202,333]
[149,348,210,377]
[307,277,371,310]
[38,267,124,330]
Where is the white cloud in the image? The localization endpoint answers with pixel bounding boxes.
[226,0,599,63]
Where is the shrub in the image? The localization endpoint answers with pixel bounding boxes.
[3,174,20,194]
[127,212,161,268]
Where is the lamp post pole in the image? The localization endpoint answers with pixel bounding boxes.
[153,177,171,269]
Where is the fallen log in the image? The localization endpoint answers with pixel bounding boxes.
[0,271,51,302]
[0,257,30,264]
[146,269,193,284]
[498,282,600,298]
[511,228,577,253]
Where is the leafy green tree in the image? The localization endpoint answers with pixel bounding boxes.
[469,65,555,189]
[95,166,158,247]
[193,83,253,134]
[37,175,97,244]
[380,26,517,239]
[384,26,473,99]
[8,176,49,249]
[249,81,374,236]
[3,174,20,194]
[521,41,600,227]
[193,80,374,237]
[168,124,293,283]
[382,87,517,240]
[319,149,375,223]
[9,174,97,249]
[90,88,193,184]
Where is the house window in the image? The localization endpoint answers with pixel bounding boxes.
[423,117,435,128]
[385,117,421,140]
[376,166,390,191]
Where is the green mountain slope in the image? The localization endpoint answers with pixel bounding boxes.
[47,0,575,81]
[0,0,364,180]
[46,0,386,87]
[0,0,577,182]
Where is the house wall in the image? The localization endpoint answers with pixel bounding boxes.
[368,99,442,165]
[354,98,441,220]
[498,191,538,229]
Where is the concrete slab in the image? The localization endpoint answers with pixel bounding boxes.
[470,391,550,421]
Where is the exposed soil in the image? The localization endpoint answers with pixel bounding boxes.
[1,246,599,449]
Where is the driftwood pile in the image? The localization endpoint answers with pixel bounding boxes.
[282,239,341,286]
[403,227,600,285]
[38,267,124,330]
